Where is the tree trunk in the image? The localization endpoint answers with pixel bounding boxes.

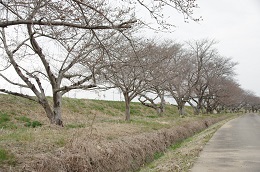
[39,93,63,126]
[156,107,162,115]
[178,101,186,116]
[196,97,203,114]
[155,96,165,116]
[160,95,166,114]
[188,101,199,115]
[124,93,131,121]
[52,92,63,126]
[39,98,55,122]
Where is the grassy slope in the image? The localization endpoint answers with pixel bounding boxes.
[0,94,236,171]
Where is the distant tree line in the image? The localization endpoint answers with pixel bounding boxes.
[0,0,259,125]
[102,38,260,120]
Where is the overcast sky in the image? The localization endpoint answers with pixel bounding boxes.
[79,0,260,100]
[163,0,260,96]
[1,0,259,100]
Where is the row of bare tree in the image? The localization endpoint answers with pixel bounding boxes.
[0,0,259,126]
[102,38,260,120]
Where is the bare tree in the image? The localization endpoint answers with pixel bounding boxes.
[163,43,197,116]
[103,38,152,121]
[0,0,199,125]
[184,39,236,115]
[184,39,218,114]
[242,91,260,113]
[213,78,244,113]
[0,0,137,126]
[137,41,174,115]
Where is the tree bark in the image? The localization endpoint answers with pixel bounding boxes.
[188,100,199,115]
[177,101,186,116]
[156,107,162,115]
[124,92,131,121]
[52,92,63,126]
[38,95,63,126]
[159,95,166,114]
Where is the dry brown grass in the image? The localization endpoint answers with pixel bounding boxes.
[13,117,226,172]
[0,94,236,172]
[139,117,238,172]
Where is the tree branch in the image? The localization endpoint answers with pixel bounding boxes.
[0,20,137,29]
[0,73,29,88]
[0,89,37,102]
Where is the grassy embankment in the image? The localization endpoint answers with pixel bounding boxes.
[0,94,239,171]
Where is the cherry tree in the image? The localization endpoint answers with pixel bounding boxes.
[0,0,199,125]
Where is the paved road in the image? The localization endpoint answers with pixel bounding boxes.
[192,113,260,172]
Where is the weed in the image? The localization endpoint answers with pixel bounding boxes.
[170,137,192,150]
[170,141,183,150]
[66,123,85,129]
[130,108,141,115]
[15,116,31,123]
[25,120,42,128]
[63,98,89,114]
[91,104,105,111]
[0,112,17,129]
[153,152,164,160]
[0,112,10,124]
[131,119,169,130]
[2,130,33,142]
[55,138,66,147]
[107,136,115,140]
[146,115,158,119]
[0,148,16,166]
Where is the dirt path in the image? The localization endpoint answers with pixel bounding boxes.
[192,113,260,172]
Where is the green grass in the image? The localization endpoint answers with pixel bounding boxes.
[55,138,66,147]
[15,116,31,123]
[24,120,42,128]
[0,148,16,166]
[0,94,237,171]
[15,115,42,128]
[131,119,170,130]
[1,130,34,142]
[0,112,42,129]
[63,97,90,114]
[170,137,192,150]
[146,115,159,119]
[153,152,164,160]
[0,112,10,121]
[0,112,17,129]
[0,112,10,124]
[89,99,184,118]
[66,123,85,129]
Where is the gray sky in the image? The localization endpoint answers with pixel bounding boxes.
[78,0,260,100]
[164,0,260,96]
[1,0,259,100]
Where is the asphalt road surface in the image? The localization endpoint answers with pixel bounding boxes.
[192,113,260,172]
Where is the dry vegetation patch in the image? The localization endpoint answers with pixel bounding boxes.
[0,95,238,171]
[19,116,229,172]
[139,117,238,172]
